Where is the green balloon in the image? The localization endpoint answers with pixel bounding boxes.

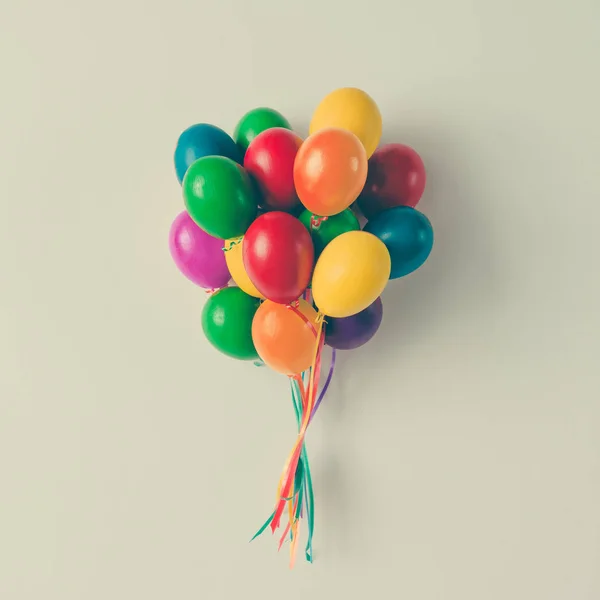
[183,156,258,239]
[233,108,292,154]
[201,287,260,361]
[299,208,360,257]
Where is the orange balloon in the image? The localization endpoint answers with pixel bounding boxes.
[293,128,368,217]
[252,299,319,375]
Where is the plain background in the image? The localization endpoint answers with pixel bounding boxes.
[1,0,599,598]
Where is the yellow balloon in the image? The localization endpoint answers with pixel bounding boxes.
[224,237,264,299]
[312,231,391,318]
[309,88,382,158]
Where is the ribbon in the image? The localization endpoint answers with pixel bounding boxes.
[286,301,317,337]
[270,317,325,532]
[310,215,329,230]
[310,348,336,422]
[222,237,242,252]
[292,377,315,562]
[250,314,337,566]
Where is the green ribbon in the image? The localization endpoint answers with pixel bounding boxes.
[250,379,315,563]
[290,378,315,563]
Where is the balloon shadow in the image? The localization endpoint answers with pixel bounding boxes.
[362,122,502,377]
[313,122,503,551]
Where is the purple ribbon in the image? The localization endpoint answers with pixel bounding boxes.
[309,348,336,422]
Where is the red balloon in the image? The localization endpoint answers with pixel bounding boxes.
[244,127,303,211]
[357,143,426,219]
[243,212,314,304]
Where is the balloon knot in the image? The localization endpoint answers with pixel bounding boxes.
[222,237,242,252]
[310,215,328,230]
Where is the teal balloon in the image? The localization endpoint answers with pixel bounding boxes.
[174,123,242,183]
[363,206,433,279]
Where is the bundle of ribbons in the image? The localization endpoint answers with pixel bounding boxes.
[168,87,434,566]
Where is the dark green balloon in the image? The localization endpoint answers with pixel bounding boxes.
[183,156,258,239]
[233,108,292,154]
[299,208,360,257]
[201,287,260,361]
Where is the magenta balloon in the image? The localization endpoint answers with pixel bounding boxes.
[168,211,230,288]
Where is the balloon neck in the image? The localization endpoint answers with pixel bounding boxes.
[204,287,223,295]
[310,215,329,230]
[222,237,243,252]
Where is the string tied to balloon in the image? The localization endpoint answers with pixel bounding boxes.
[222,237,242,252]
[286,301,317,337]
[310,215,329,230]
[251,313,336,567]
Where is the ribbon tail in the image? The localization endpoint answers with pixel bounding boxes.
[250,511,276,542]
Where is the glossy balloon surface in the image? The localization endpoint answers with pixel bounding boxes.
[326,297,383,350]
[309,88,382,158]
[299,208,360,258]
[312,231,391,318]
[224,237,264,298]
[174,123,241,183]
[294,128,367,217]
[244,128,302,211]
[183,156,258,239]
[234,108,292,155]
[252,299,319,375]
[169,211,230,289]
[243,212,314,304]
[201,287,260,360]
[363,206,433,279]
[358,143,426,219]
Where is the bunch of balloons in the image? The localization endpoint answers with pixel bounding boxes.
[169,88,433,566]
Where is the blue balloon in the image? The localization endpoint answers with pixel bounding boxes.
[174,124,242,183]
[364,206,433,279]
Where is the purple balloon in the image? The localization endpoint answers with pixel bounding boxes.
[325,297,383,350]
[169,211,230,288]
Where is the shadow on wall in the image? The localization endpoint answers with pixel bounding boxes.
[345,119,503,385]
[310,118,505,557]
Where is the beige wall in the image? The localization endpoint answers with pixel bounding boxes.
[1,0,599,598]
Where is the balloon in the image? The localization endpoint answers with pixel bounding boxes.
[252,299,319,375]
[309,88,382,158]
[169,211,230,289]
[183,156,258,239]
[358,143,426,219]
[244,128,303,211]
[201,287,260,360]
[174,123,242,183]
[326,297,383,350]
[223,237,264,299]
[298,208,360,258]
[294,128,367,217]
[234,108,292,155]
[363,206,433,279]
[312,231,391,318]
[243,212,314,305]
